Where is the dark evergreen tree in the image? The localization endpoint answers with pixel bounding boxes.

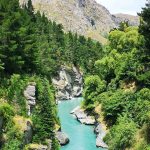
[138,1,150,86]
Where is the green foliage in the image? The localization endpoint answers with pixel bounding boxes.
[139,2,150,68]
[7,74,27,116]
[0,102,14,121]
[83,75,106,111]
[32,78,59,149]
[3,139,21,150]
[83,5,150,148]
[132,88,150,126]
[104,115,137,150]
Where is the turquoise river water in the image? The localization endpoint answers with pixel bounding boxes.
[58,97,105,150]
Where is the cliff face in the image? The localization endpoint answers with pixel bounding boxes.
[20,0,139,43]
[112,13,140,26]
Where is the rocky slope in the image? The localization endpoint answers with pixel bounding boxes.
[52,65,83,101]
[112,13,140,26]
[19,0,139,43]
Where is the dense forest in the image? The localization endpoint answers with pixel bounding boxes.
[0,0,102,149]
[82,2,150,150]
[0,0,150,150]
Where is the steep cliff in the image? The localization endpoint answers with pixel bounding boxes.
[19,0,139,43]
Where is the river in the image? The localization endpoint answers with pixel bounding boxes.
[58,97,105,150]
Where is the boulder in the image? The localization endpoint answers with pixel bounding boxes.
[94,123,106,139]
[71,106,96,125]
[96,134,108,148]
[24,121,33,145]
[24,83,36,116]
[79,117,95,125]
[94,123,108,148]
[56,131,69,145]
[94,123,102,134]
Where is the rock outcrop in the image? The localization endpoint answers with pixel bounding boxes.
[112,13,140,27]
[71,106,96,125]
[94,123,108,149]
[19,0,139,43]
[24,83,36,116]
[56,131,69,145]
[52,66,83,101]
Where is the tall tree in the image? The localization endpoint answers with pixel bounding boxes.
[138,1,150,85]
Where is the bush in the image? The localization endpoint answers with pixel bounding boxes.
[104,115,137,150]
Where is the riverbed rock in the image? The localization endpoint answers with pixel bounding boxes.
[71,106,96,125]
[79,117,95,125]
[96,134,108,148]
[56,131,69,145]
[94,123,108,148]
[24,83,36,116]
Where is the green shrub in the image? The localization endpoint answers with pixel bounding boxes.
[104,115,137,150]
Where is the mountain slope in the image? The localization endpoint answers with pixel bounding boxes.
[113,13,140,26]
[20,0,139,43]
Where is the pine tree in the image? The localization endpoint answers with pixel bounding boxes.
[138,1,150,85]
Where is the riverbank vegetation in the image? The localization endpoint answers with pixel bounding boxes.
[0,0,103,149]
[0,0,149,149]
[83,2,150,150]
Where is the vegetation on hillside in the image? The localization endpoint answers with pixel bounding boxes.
[0,0,103,149]
[0,0,149,149]
[82,2,150,150]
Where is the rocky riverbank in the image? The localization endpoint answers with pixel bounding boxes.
[71,106,108,149]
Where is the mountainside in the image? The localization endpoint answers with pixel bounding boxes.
[20,0,139,43]
[112,13,140,26]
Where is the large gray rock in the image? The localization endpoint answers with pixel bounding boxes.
[94,123,108,148]
[24,83,36,115]
[56,131,69,145]
[96,134,108,148]
[52,66,83,101]
[24,121,33,145]
[71,106,96,125]
[79,117,95,125]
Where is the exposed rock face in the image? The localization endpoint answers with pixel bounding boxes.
[56,131,69,145]
[24,83,36,116]
[96,135,108,149]
[24,121,33,145]
[19,0,139,43]
[71,106,96,125]
[94,123,108,149]
[112,13,140,26]
[52,66,83,101]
